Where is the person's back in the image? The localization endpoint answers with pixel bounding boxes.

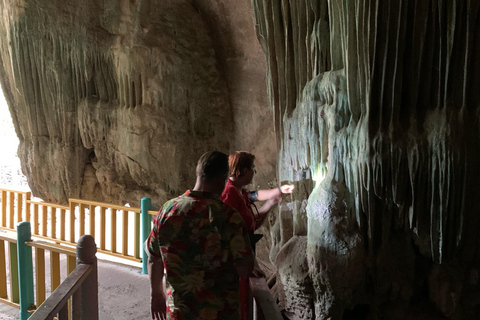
[147,190,250,319]
[147,151,254,320]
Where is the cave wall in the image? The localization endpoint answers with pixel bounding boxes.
[253,0,480,318]
[2,0,480,319]
[0,0,276,208]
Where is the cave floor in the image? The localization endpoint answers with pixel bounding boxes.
[0,258,150,319]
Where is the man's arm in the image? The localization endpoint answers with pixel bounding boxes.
[148,256,167,320]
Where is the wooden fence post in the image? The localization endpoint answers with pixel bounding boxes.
[17,222,34,320]
[74,235,98,320]
[141,197,151,275]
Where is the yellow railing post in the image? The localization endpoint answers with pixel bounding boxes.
[111,210,117,253]
[8,192,14,229]
[17,193,23,222]
[122,210,128,256]
[50,252,60,291]
[25,192,31,222]
[8,242,19,303]
[41,205,47,236]
[67,255,76,274]
[134,211,140,260]
[51,208,56,239]
[79,203,86,236]
[35,248,46,306]
[33,204,39,235]
[1,190,6,227]
[90,205,96,237]
[69,201,75,243]
[60,209,66,241]
[0,239,7,299]
[100,206,106,250]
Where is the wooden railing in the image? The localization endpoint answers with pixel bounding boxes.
[249,277,283,320]
[29,234,98,320]
[0,188,31,229]
[0,188,159,317]
[0,228,20,310]
[68,198,143,262]
[1,188,284,319]
[0,188,158,265]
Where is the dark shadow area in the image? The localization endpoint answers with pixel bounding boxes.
[343,304,370,320]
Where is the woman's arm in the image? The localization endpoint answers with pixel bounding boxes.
[254,196,281,229]
[256,184,294,201]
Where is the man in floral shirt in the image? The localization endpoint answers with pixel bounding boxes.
[147,151,254,320]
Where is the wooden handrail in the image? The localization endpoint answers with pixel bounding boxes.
[0,229,17,242]
[25,200,68,211]
[25,240,76,256]
[0,188,30,195]
[29,264,92,319]
[1,190,154,275]
[28,234,98,320]
[69,199,141,213]
[249,277,283,320]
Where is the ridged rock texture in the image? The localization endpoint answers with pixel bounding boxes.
[2,0,480,319]
[254,0,480,319]
[0,0,275,207]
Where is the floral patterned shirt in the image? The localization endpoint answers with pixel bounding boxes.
[146,190,254,320]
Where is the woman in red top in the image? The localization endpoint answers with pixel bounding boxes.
[222,151,294,232]
[221,151,294,320]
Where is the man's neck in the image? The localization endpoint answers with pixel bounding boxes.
[193,179,220,195]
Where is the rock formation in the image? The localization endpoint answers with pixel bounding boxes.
[0,0,274,208]
[254,0,480,318]
[1,0,480,318]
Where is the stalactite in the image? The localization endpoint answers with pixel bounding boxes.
[254,0,480,317]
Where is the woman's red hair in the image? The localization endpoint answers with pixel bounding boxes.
[228,151,255,178]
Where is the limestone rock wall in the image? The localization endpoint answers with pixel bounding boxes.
[253,0,480,318]
[0,0,276,208]
[2,0,480,318]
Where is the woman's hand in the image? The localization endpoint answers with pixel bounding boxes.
[280,184,295,194]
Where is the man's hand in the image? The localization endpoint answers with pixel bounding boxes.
[151,294,167,320]
[148,256,167,320]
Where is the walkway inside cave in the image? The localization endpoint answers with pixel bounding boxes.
[0,258,150,320]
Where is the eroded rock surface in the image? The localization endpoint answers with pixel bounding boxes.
[2,0,480,319]
[0,0,275,208]
[254,0,480,318]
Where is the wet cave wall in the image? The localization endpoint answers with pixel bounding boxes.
[255,0,480,319]
[1,0,480,319]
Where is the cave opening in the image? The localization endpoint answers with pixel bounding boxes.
[0,86,28,190]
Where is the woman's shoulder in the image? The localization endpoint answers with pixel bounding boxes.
[222,180,238,194]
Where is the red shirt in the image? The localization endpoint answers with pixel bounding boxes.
[221,179,255,232]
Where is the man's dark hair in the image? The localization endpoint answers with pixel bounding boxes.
[196,151,229,180]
